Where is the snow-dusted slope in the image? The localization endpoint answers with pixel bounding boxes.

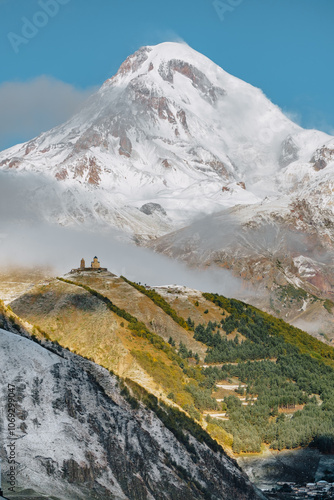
[0,42,331,237]
[0,327,264,499]
[147,191,334,341]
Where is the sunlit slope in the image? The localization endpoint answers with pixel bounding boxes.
[8,270,334,457]
[149,284,228,325]
[153,285,334,367]
[8,276,152,381]
[9,272,211,413]
[69,270,207,357]
[0,266,53,304]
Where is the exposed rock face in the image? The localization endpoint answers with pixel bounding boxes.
[114,46,152,78]
[55,168,68,181]
[161,159,171,168]
[146,198,334,340]
[0,41,334,336]
[119,135,133,157]
[279,136,299,167]
[0,324,264,500]
[158,59,226,104]
[311,145,334,171]
[140,203,167,216]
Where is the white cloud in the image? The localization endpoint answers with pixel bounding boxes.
[0,170,246,298]
[282,108,302,126]
[0,220,245,298]
[0,76,97,150]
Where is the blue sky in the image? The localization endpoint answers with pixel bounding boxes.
[0,0,333,150]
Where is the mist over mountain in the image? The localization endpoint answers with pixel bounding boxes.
[1,41,334,339]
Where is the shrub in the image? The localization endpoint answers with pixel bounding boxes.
[324,300,334,314]
[207,422,233,448]
[121,276,192,330]
[183,404,201,421]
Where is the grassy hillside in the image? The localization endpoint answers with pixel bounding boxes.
[66,271,207,357]
[0,266,53,304]
[198,293,334,453]
[133,286,334,453]
[9,274,218,423]
[121,276,192,330]
[203,293,334,366]
[7,271,334,456]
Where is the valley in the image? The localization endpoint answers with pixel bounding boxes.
[0,281,265,500]
[2,265,334,497]
[1,40,334,499]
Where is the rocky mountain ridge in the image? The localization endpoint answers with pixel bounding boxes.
[0,305,265,500]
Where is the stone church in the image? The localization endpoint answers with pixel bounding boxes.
[71,256,107,273]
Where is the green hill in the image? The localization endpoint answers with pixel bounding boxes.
[7,270,334,456]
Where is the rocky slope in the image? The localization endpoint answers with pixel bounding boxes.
[0,320,265,499]
[147,200,334,340]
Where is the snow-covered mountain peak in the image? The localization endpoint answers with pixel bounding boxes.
[0,42,332,237]
[104,42,228,86]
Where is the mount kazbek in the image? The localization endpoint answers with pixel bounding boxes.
[1,41,334,335]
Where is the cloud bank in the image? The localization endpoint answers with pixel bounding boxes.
[0,171,246,298]
[0,76,96,151]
